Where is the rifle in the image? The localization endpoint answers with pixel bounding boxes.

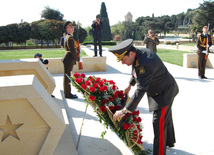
[77,21,83,70]
[205,23,210,60]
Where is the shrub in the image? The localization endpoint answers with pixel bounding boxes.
[83,41,116,46]
[26,42,35,46]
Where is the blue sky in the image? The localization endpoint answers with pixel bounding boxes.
[1,0,206,28]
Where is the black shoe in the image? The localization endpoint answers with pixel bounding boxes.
[100,55,102,57]
[201,76,208,79]
[93,55,97,57]
[51,95,55,98]
[66,94,78,99]
[167,143,175,148]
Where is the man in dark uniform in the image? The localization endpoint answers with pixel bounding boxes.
[91,14,103,57]
[197,25,212,79]
[61,21,79,99]
[110,39,179,155]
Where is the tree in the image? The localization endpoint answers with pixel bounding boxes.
[0,26,9,45]
[100,2,112,41]
[83,26,93,42]
[194,0,214,34]
[17,22,31,46]
[41,6,64,21]
[30,20,45,48]
[6,23,19,46]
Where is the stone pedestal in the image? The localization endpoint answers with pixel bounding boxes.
[183,53,214,68]
[0,75,65,155]
[0,59,55,95]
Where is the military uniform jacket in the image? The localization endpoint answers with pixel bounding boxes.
[197,33,212,54]
[62,34,79,65]
[125,49,179,112]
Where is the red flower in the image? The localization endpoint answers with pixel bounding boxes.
[113,93,118,99]
[108,96,113,102]
[118,90,124,96]
[100,106,106,112]
[102,99,107,105]
[90,95,96,101]
[74,72,80,78]
[136,110,140,116]
[132,111,137,116]
[137,117,142,123]
[75,78,82,84]
[89,87,95,92]
[96,77,101,82]
[99,86,105,92]
[93,83,98,88]
[80,73,85,78]
[104,86,108,91]
[81,84,87,90]
[90,78,94,82]
[112,85,117,90]
[108,80,115,84]
[137,140,143,144]
[121,96,125,101]
[123,123,129,130]
[133,130,138,136]
[99,81,104,86]
[133,116,138,123]
[137,125,142,131]
[139,135,143,140]
[85,80,91,86]
[116,105,121,110]
[109,105,115,111]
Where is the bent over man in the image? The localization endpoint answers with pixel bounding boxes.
[109,39,179,155]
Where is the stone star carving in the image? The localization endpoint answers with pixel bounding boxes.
[0,115,23,142]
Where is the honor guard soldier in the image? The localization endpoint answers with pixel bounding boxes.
[62,21,79,99]
[110,39,179,155]
[197,25,212,79]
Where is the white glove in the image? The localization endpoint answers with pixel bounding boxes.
[202,50,208,55]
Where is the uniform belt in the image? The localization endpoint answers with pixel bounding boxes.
[66,50,70,53]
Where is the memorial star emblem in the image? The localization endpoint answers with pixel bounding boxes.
[0,115,23,142]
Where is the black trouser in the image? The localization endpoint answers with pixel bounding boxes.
[198,53,207,77]
[153,103,175,155]
[63,63,74,97]
[93,35,102,56]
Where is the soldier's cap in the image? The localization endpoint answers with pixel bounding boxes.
[34,53,42,58]
[64,21,73,31]
[203,25,208,29]
[108,39,133,62]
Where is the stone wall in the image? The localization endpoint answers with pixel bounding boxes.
[183,53,214,68]
[48,57,106,74]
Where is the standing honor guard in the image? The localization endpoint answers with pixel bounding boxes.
[109,39,179,155]
[197,25,212,79]
[61,21,79,99]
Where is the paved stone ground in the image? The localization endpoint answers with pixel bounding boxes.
[52,45,214,155]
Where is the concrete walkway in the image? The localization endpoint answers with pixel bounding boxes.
[52,45,214,155]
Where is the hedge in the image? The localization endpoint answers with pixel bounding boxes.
[83,41,116,46]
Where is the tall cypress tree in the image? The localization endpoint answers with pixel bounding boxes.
[100,2,112,41]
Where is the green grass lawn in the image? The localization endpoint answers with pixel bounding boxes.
[0,48,87,60]
[0,47,189,67]
[157,48,190,66]
[179,43,196,46]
